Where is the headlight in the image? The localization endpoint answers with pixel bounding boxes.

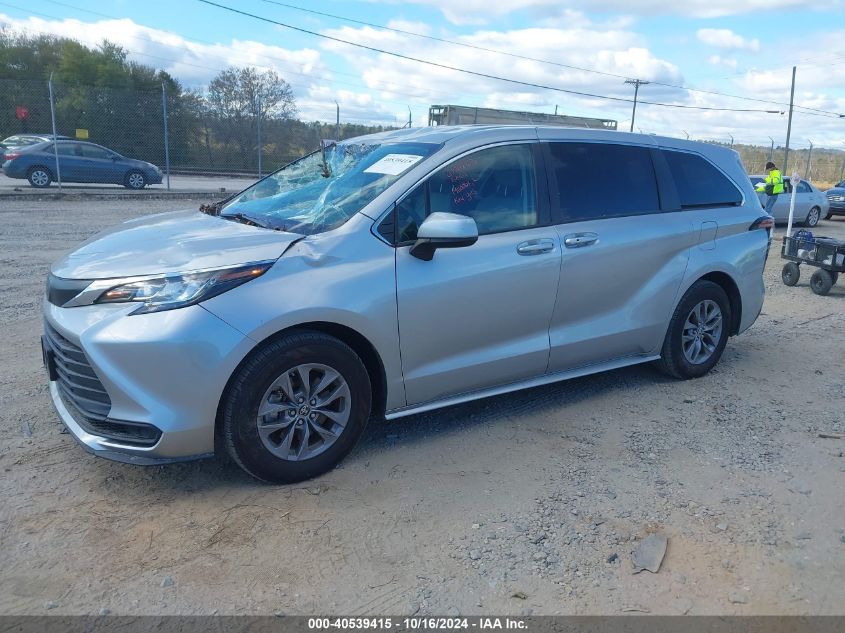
[95,261,273,314]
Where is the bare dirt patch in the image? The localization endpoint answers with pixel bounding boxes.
[1,199,844,616]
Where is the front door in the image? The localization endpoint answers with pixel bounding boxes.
[394,143,561,406]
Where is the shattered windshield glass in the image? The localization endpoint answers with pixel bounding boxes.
[221,141,440,235]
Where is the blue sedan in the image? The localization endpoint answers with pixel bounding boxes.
[2,140,162,189]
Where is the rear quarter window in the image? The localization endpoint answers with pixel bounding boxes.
[663,150,742,209]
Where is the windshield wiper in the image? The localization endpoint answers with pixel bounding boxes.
[221,212,273,229]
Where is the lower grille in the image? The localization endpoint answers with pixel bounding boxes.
[45,324,161,447]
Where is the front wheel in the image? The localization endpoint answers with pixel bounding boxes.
[124,170,146,189]
[220,330,372,483]
[782,262,800,286]
[805,206,821,227]
[655,281,731,380]
[810,269,834,296]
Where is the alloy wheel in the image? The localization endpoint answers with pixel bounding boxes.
[127,172,145,189]
[256,363,351,461]
[682,299,723,365]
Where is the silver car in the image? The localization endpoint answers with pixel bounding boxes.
[750,175,830,227]
[42,126,771,483]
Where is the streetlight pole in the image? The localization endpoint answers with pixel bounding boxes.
[768,137,775,162]
[729,134,734,149]
[805,140,813,181]
[624,79,649,133]
[783,65,796,175]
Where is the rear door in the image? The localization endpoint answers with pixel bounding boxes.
[393,142,561,406]
[544,141,695,371]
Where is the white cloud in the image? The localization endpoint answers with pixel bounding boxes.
[697,29,760,51]
[707,55,738,68]
[376,0,841,24]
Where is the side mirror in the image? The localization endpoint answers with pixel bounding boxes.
[410,212,478,261]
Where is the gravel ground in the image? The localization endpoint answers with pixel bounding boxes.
[0,199,844,616]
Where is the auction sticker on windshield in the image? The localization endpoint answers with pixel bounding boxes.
[364,154,424,175]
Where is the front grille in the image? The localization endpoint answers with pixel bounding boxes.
[44,324,163,447]
[45,323,111,419]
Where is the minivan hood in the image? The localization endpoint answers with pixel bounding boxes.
[52,210,302,279]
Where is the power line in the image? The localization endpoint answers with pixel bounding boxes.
[11,0,466,105]
[195,0,792,116]
[255,0,844,119]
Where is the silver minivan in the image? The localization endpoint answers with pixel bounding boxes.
[42,126,771,482]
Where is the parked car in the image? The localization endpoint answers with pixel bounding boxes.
[42,126,770,483]
[0,133,71,151]
[750,175,829,226]
[824,181,845,219]
[2,140,162,189]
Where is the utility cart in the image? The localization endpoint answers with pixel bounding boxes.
[781,230,845,295]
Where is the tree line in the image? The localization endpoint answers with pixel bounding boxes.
[0,29,395,173]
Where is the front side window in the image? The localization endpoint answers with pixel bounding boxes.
[394,143,539,243]
[545,142,660,222]
[222,141,440,235]
[663,150,742,208]
[81,144,111,159]
[797,181,811,194]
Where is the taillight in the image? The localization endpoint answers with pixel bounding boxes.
[749,216,774,231]
[3,152,20,160]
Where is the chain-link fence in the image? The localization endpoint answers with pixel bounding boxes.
[0,78,396,189]
[2,77,844,190]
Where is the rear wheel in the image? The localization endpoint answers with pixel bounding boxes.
[27,166,52,188]
[655,280,731,380]
[810,269,834,296]
[124,170,146,189]
[782,262,800,286]
[221,330,372,483]
[805,206,821,227]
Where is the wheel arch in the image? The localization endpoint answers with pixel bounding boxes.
[215,321,388,437]
[698,271,742,335]
[28,164,55,179]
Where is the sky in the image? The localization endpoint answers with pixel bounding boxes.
[1,0,844,149]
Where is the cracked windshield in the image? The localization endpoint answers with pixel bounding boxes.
[221,141,440,234]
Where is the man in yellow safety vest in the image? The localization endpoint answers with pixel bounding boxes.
[755,161,784,215]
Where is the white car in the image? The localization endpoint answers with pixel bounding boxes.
[750,176,830,227]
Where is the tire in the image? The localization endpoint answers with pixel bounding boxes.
[809,269,834,296]
[782,262,800,286]
[27,166,52,188]
[124,170,146,189]
[830,272,839,285]
[220,330,372,484]
[655,280,731,380]
[804,206,821,227]
[826,212,834,220]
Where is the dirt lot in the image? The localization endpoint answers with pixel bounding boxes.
[0,199,843,616]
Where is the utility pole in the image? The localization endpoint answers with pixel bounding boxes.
[783,66,796,175]
[407,106,412,129]
[805,140,813,181]
[624,79,649,133]
[554,105,559,115]
[768,137,775,162]
[729,134,734,149]
[335,101,340,141]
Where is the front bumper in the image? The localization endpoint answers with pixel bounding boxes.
[826,200,845,215]
[43,298,256,464]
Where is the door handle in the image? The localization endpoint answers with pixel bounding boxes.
[563,232,598,248]
[516,238,555,256]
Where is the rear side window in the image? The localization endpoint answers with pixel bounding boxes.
[545,142,660,222]
[663,150,742,208]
